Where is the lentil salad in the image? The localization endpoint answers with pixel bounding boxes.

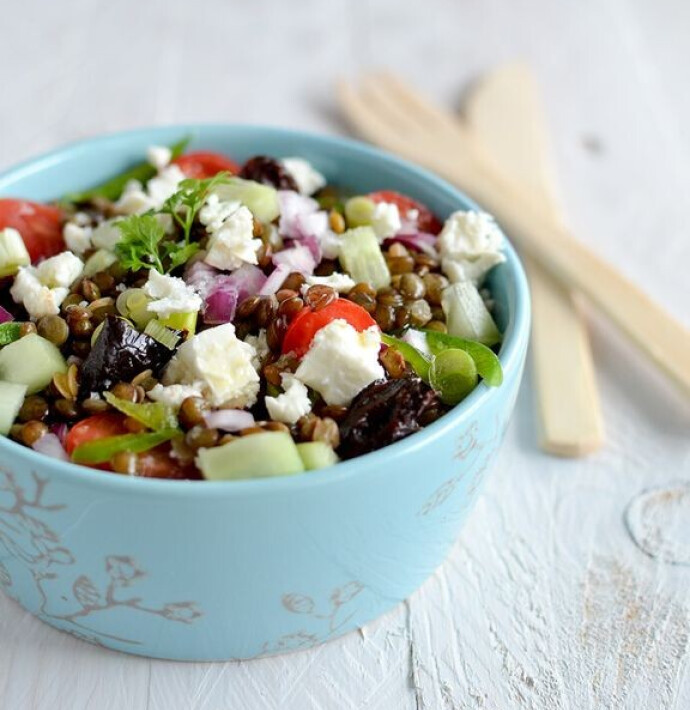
[0,143,505,480]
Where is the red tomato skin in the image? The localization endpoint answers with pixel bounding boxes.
[172,151,240,179]
[369,190,442,235]
[65,412,129,471]
[0,199,64,262]
[282,299,378,358]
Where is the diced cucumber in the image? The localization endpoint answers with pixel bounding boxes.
[144,319,182,349]
[0,381,27,435]
[212,178,280,223]
[196,431,305,481]
[0,334,67,394]
[83,249,117,278]
[441,282,501,346]
[160,311,197,337]
[0,228,30,278]
[344,196,375,228]
[296,441,339,471]
[339,226,391,290]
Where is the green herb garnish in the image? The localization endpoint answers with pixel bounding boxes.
[0,322,22,347]
[71,429,179,465]
[63,137,189,204]
[114,172,231,274]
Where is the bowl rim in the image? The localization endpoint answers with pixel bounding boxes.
[0,123,531,497]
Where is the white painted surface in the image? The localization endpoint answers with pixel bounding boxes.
[1,0,689,707]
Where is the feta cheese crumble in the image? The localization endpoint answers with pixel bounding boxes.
[244,329,269,371]
[371,201,401,242]
[295,319,384,406]
[265,374,312,424]
[281,158,327,196]
[10,251,84,320]
[148,382,206,410]
[114,164,185,216]
[146,145,172,171]
[143,269,202,319]
[438,210,505,286]
[63,222,93,256]
[200,195,261,271]
[302,272,356,294]
[162,323,260,408]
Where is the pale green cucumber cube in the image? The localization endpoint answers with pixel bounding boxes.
[0,381,28,435]
[0,334,67,394]
[212,178,280,223]
[338,226,391,289]
[296,441,339,471]
[83,249,117,278]
[196,431,305,481]
[0,228,30,278]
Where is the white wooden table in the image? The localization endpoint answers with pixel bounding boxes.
[1,1,689,707]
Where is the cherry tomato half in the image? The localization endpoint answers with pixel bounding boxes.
[369,190,442,235]
[0,199,64,262]
[282,298,377,358]
[172,151,240,179]
[65,412,129,471]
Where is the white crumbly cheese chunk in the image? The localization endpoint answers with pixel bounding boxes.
[147,382,205,410]
[63,222,93,256]
[295,319,384,406]
[90,219,123,251]
[146,145,172,170]
[438,210,505,285]
[371,201,402,242]
[302,272,356,294]
[320,230,342,260]
[244,329,269,371]
[10,268,68,319]
[115,165,185,215]
[265,374,312,424]
[143,269,202,319]
[162,323,260,408]
[36,252,84,288]
[281,158,327,196]
[200,195,261,271]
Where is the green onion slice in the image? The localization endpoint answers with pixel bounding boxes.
[428,349,478,405]
[103,392,178,432]
[71,428,179,464]
[380,333,431,380]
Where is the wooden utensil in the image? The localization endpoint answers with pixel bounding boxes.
[463,63,604,456]
[337,73,690,399]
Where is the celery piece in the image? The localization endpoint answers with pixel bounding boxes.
[0,381,28,435]
[103,392,178,431]
[160,311,197,337]
[429,348,478,405]
[380,333,431,380]
[197,431,305,481]
[339,226,391,290]
[344,196,375,228]
[0,228,30,278]
[296,441,339,471]
[83,249,118,278]
[421,329,503,387]
[0,334,67,394]
[63,137,189,204]
[144,320,181,350]
[212,178,280,222]
[71,429,178,465]
[0,323,22,347]
[440,282,501,346]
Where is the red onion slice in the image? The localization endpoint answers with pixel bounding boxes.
[259,264,291,295]
[384,232,438,257]
[272,244,316,275]
[203,285,238,325]
[32,433,69,461]
[0,305,14,323]
[203,409,255,432]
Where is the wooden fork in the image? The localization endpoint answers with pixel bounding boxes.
[337,73,690,401]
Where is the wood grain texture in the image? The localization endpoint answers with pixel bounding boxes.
[1,0,689,708]
[463,62,605,456]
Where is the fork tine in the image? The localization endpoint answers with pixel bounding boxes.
[358,74,432,135]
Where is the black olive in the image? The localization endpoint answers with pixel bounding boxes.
[337,376,441,460]
[239,156,299,191]
[78,315,176,397]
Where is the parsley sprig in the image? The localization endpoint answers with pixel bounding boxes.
[114,172,231,274]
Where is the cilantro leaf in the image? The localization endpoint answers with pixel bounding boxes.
[115,214,167,273]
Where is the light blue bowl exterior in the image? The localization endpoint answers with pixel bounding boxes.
[0,125,530,661]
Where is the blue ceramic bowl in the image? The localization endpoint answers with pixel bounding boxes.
[0,126,529,660]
